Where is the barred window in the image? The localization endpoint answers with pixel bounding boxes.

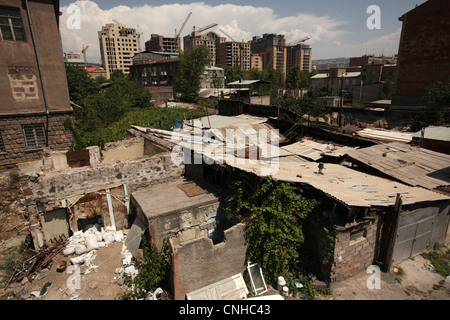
[0,6,26,42]
[23,124,46,148]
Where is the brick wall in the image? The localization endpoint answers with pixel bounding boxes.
[393,0,450,105]
[330,218,378,282]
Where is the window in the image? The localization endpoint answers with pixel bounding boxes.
[23,124,46,148]
[0,6,26,42]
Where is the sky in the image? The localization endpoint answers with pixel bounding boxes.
[59,0,427,64]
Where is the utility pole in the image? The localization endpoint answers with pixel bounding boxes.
[339,73,345,128]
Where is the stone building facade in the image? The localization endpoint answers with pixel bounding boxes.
[0,0,73,172]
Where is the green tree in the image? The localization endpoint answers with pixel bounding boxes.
[122,235,171,300]
[379,80,394,100]
[176,45,211,102]
[286,66,301,90]
[225,177,319,283]
[65,65,98,105]
[223,65,244,85]
[412,78,450,131]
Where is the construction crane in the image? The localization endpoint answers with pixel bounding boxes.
[175,12,192,38]
[112,19,123,25]
[218,28,237,42]
[82,44,89,68]
[286,36,310,47]
[192,23,218,35]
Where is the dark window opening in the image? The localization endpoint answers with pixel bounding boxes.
[0,6,26,42]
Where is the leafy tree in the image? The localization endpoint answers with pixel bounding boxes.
[65,66,98,105]
[379,80,394,100]
[412,78,450,131]
[286,66,301,90]
[122,235,171,300]
[176,45,211,102]
[223,65,244,84]
[225,177,319,283]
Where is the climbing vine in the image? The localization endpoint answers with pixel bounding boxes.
[225,177,319,283]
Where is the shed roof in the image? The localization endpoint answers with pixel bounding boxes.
[412,126,450,142]
[345,142,450,190]
[281,139,358,161]
[226,157,450,207]
[355,128,413,143]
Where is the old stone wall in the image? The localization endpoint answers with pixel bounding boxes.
[0,113,73,169]
[170,223,249,300]
[21,149,183,248]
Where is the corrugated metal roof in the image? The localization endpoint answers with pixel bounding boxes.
[281,139,358,161]
[356,128,413,143]
[412,126,450,142]
[345,142,450,190]
[227,158,449,207]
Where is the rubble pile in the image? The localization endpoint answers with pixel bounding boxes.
[62,223,137,284]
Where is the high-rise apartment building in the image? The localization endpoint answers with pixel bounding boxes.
[216,41,251,70]
[286,44,313,73]
[183,31,225,66]
[250,34,287,75]
[98,23,140,79]
[250,54,263,71]
[145,34,180,53]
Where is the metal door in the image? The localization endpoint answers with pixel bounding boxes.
[392,215,436,264]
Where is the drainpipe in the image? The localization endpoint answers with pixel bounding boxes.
[25,0,50,147]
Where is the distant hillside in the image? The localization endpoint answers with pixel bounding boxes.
[313,57,350,69]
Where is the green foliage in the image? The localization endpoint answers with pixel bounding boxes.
[177,46,211,102]
[279,95,324,118]
[225,177,319,283]
[71,107,206,150]
[322,227,339,265]
[121,235,171,300]
[379,80,394,100]
[412,78,450,131]
[65,66,98,105]
[285,67,317,90]
[422,248,450,278]
[66,65,206,150]
[223,65,244,84]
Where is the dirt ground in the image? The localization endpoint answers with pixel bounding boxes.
[2,240,130,300]
[329,250,450,300]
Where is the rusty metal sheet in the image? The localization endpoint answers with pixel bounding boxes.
[66,149,90,168]
[177,182,208,197]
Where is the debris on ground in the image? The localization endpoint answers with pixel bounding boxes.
[7,235,67,285]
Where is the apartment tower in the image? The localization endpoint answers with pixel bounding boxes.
[145,34,180,53]
[286,44,313,73]
[250,34,287,75]
[216,41,251,70]
[98,23,139,79]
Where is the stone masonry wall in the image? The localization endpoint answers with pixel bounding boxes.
[21,150,184,248]
[0,113,73,168]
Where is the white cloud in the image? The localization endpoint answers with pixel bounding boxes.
[59,1,399,64]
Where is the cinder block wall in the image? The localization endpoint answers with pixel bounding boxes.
[170,223,249,300]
